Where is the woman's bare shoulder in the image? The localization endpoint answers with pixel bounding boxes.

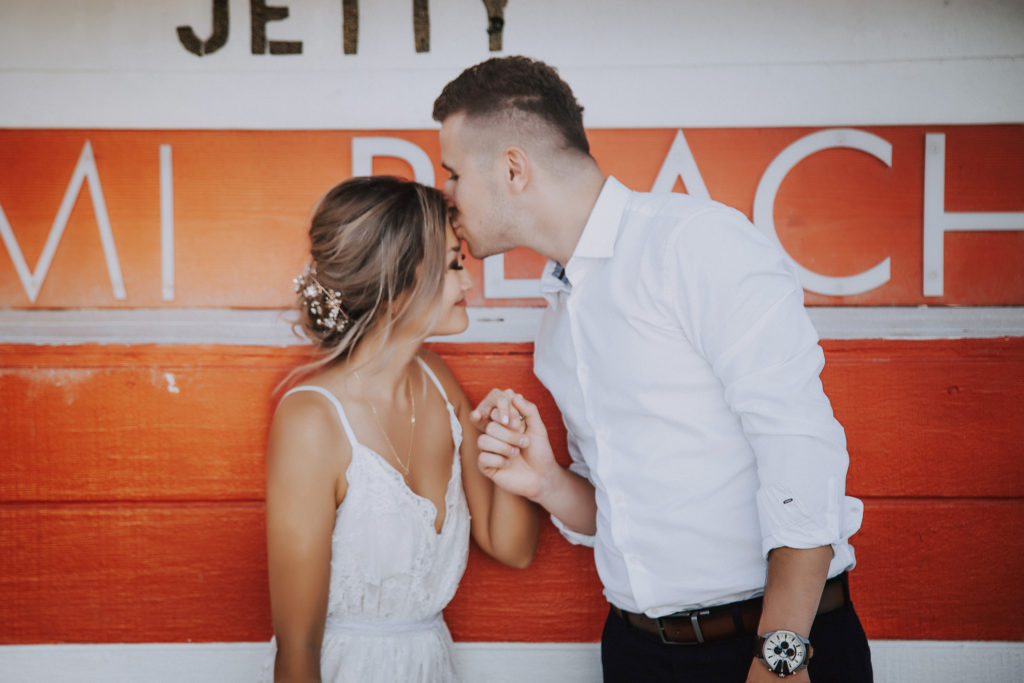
[267,386,351,481]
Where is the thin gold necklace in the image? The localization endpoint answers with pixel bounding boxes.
[353,368,416,476]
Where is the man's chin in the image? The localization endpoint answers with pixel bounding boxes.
[459,232,504,260]
[465,241,494,261]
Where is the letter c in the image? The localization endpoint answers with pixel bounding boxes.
[753,129,892,296]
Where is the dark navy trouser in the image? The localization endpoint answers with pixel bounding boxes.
[601,601,874,682]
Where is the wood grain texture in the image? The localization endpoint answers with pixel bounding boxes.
[851,500,1024,641]
[0,504,270,643]
[1,501,1020,643]
[1,339,1022,643]
[3,340,1020,502]
[820,339,1024,498]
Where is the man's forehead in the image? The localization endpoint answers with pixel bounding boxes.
[438,113,464,159]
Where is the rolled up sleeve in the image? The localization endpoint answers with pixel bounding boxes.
[670,208,862,558]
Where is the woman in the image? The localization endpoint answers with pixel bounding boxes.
[261,176,539,682]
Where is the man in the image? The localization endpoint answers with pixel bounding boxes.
[433,56,872,682]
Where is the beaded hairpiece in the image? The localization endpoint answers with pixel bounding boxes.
[293,263,352,334]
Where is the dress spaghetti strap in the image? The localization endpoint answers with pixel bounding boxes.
[281,385,359,449]
[282,359,449,449]
[415,356,452,405]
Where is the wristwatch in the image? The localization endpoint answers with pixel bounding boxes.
[755,629,813,677]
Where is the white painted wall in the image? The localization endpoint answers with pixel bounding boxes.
[1,2,1022,679]
[1,641,1023,683]
[2,307,1024,345]
[0,0,1021,128]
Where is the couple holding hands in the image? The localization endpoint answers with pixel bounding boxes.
[262,56,872,682]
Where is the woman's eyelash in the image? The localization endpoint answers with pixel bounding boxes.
[449,258,465,271]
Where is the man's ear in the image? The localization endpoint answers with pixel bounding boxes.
[504,146,529,193]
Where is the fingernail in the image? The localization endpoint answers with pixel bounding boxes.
[519,437,529,447]
[501,414,508,425]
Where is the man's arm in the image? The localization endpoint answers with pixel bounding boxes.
[473,390,598,536]
[759,545,832,637]
[746,545,832,682]
[662,211,855,679]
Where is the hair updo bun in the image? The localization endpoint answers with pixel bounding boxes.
[289,176,449,380]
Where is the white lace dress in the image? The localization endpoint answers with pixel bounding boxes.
[259,358,470,682]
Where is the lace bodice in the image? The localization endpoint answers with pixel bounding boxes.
[260,357,470,682]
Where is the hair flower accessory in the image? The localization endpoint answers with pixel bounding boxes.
[294,263,352,334]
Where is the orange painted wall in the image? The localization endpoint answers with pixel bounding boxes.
[2,340,1023,644]
[2,126,1022,308]
[3,124,1023,647]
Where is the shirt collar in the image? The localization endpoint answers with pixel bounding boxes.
[539,176,631,298]
[540,259,572,296]
[564,176,632,284]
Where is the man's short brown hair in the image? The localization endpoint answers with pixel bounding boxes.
[432,55,589,155]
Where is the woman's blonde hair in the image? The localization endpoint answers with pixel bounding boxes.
[286,176,449,385]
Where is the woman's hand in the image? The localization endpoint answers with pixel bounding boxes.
[470,388,526,434]
[476,392,558,503]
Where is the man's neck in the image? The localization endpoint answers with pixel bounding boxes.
[534,164,607,267]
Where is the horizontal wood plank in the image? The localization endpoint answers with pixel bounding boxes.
[0,504,271,643]
[821,339,1024,498]
[2,339,1021,502]
[850,500,1024,641]
[1,501,1020,643]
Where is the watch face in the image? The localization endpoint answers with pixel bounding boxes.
[762,630,807,676]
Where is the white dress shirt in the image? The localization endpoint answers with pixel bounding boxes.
[534,176,863,617]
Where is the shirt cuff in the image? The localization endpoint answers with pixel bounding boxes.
[757,481,864,558]
[550,512,596,548]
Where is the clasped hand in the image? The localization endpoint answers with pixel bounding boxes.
[471,388,558,502]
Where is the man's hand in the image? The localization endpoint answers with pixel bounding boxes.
[472,388,599,536]
[747,658,811,682]
[476,392,558,503]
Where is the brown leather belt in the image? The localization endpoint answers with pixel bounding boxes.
[610,572,849,645]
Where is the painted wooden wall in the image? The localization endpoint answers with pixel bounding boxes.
[3,338,1023,645]
[2,2,1023,681]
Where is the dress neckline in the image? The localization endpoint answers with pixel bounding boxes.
[284,357,462,536]
[350,439,460,536]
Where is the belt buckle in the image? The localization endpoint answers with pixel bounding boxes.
[657,609,710,645]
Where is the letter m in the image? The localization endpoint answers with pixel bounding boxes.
[0,141,126,303]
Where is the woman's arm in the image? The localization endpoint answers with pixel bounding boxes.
[421,351,539,569]
[265,393,349,682]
